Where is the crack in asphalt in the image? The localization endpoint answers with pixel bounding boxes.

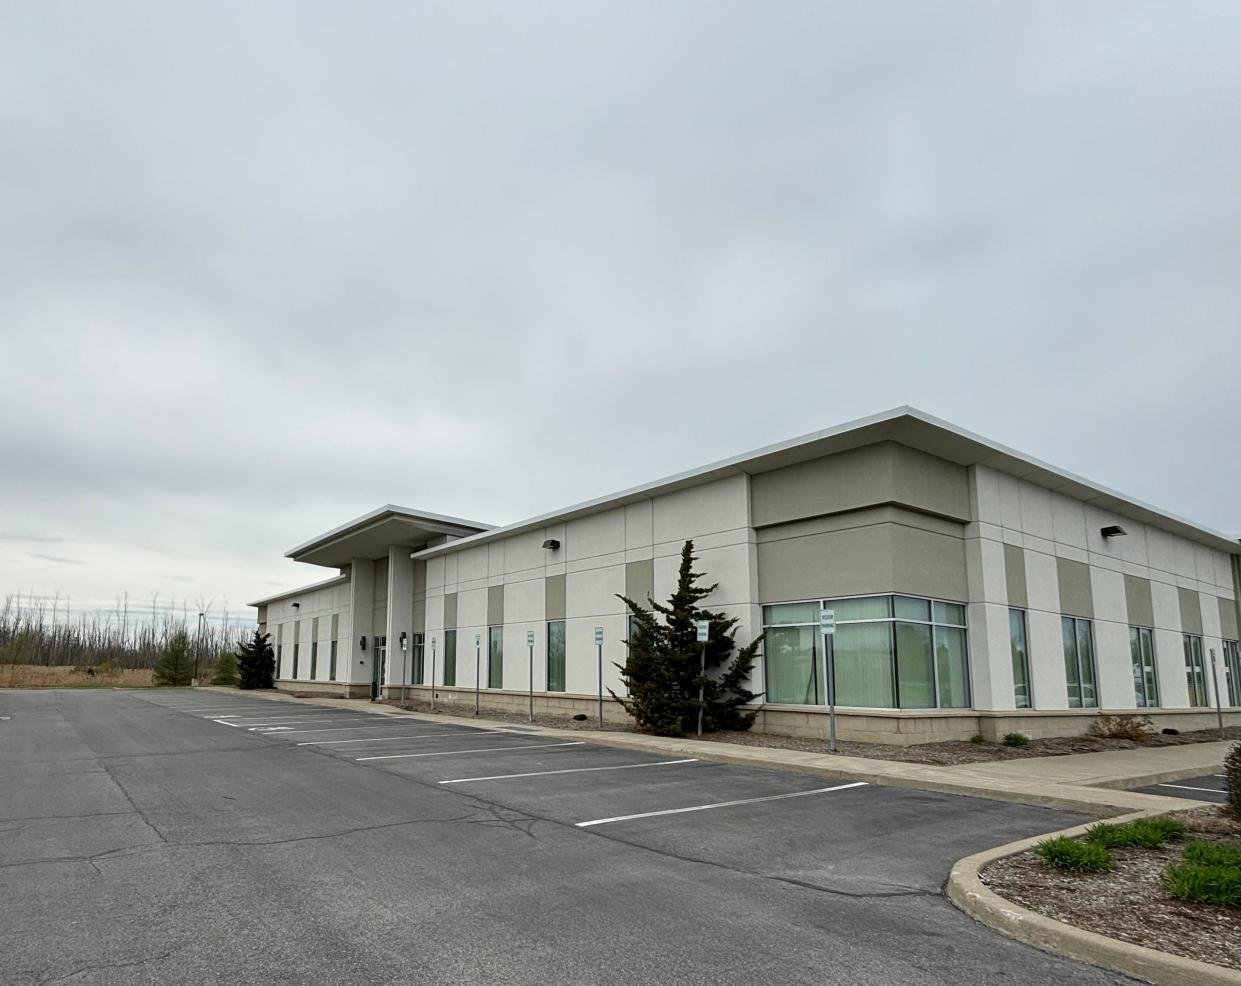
[34,943,191,986]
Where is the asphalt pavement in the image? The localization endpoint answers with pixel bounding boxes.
[1132,772,1228,804]
[0,689,1140,985]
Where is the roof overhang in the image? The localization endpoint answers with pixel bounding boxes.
[413,406,1240,560]
[247,574,351,609]
[286,505,493,568]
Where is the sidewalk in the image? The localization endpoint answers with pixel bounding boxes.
[199,687,1228,817]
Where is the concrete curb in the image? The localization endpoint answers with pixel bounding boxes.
[946,815,1241,986]
[196,687,1212,816]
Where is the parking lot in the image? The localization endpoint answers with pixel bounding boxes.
[1133,772,1228,805]
[1,689,1136,985]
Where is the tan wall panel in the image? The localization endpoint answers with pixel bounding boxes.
[757,525,893,602]
[625,559,654,608]
[443,592,457,629]
[1219,596,1239,640]
[487,585,504,626]
[890,525,968,601]
[1178,587,1202,635]
[1124,574,1154,628]
[545,574,566,621]
[1056,557,1093,618]
[1004,544,1028,609]
[888,444,971,521]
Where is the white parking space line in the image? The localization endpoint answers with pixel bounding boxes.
[357,741,585,762]
[204,717,367,726]
[213,719,244,727]
[297,730,506,746]
[440,758,699,785]
[272,723,446,735]
[1155,783,1225,794]
[575,781,869,828]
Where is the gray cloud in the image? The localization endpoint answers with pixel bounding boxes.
[1,1,1237,614]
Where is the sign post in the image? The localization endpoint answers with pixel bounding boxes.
[820,608,837,753]
[695,619,710,737]
[430,636,436,712]
[474,632,481,717]
[595,626,605,726]
[399,633,408,707]
[527,629,536,723]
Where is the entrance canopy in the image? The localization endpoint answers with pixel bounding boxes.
[285,504,493,569]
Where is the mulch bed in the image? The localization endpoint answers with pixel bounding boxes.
[982,807,1240,970]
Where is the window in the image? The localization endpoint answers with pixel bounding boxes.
[1225,640,1241,708]
[1183,634,1208,707]
[546,620,566,692]
[1009,609,1032,709]
[329,614,339,681]
[276,623,284,679]
[1128,626,1158,708]
[309,617,319,680]
[292,620,301,679]
[1061,617,1096,708]
[760,595,969,710]
[413,633,425,685]
[443,630,457,686]
[488,626,504,688]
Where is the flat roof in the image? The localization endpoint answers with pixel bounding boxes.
[285,504,493,568]
[247,573,351,609]
[413,406,1240,559]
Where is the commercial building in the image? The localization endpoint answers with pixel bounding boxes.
[249,408,1241,744]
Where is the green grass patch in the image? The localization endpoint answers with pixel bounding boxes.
[1083,817,1185,850]
[1035,836,1114,872]
[1182,840,1241,869]
[1162,860,1241,908]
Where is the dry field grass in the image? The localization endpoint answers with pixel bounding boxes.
[0,664,155,688]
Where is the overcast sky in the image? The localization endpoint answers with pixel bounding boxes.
[1,1,1237,626]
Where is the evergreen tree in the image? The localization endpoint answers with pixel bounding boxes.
[236,629,275,690]
[612,540,762,736]
[152,631,194,686]
[210,649,239,687]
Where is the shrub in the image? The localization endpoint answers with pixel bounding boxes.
[1162,861,1241,908]
[1225,741,1241,819]
[1087,714,1154,742]
[152,632,194,687]
[1183,840,1241,869]
[969,734,986,745]
[210,650,239,687]
[1002,732,1030,748]
[1085,817,1186,849]
[1035,837,1114,872]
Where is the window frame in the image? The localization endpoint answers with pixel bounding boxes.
[1008,608,1033,710]
[546,620,566,693]
[488,625,503,689]
[412,633,425,685]
[443,629,457,686]
[1061,615,1098,709]
[1127,625,1158,708]
[1183,633,1208,707]
[1225,639,1241,708]
[760,593,971,710]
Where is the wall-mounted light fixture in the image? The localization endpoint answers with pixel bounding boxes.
[541,539,560,550]
[359,635,367,651]
[291,602,300,609]
[399,631,408,651]
[1100,525,1128,539]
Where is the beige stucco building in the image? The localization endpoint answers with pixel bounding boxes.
[249,408,1241,744]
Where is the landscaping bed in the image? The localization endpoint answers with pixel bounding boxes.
[981,807,1240,970]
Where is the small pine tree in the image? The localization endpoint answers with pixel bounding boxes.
[210,649,239,687]
[236,629,275,690]
[152,631,194,686]
[612,540,762,736]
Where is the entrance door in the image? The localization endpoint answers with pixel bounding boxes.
[371,636,387,700]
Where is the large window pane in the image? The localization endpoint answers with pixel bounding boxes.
[895,622,934,708]
[1184,634,1207,707]
[933,601,966,626]
[547,621,566,692]
[1009,609,1031,709]
[894,596,930,622]
[1129,627,1158,708]
[833,622,894,707]
[488,626,503,688]
[1076,620,1097,708]
[765,625,821,704]
[763,603,818,626]
[827,596,891,622]
[935,626,970,708]
[443,629,457,686]
[1062,617,1081,708]
[1225,640,1241,707]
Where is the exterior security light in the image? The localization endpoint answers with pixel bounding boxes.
[399,631,407,651]
[541,539,560,550]
[291,602,300,609]
[359,635,367,651]
[1100,525,1127,539]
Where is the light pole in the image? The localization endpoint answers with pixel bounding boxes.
[194,611,205,686]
